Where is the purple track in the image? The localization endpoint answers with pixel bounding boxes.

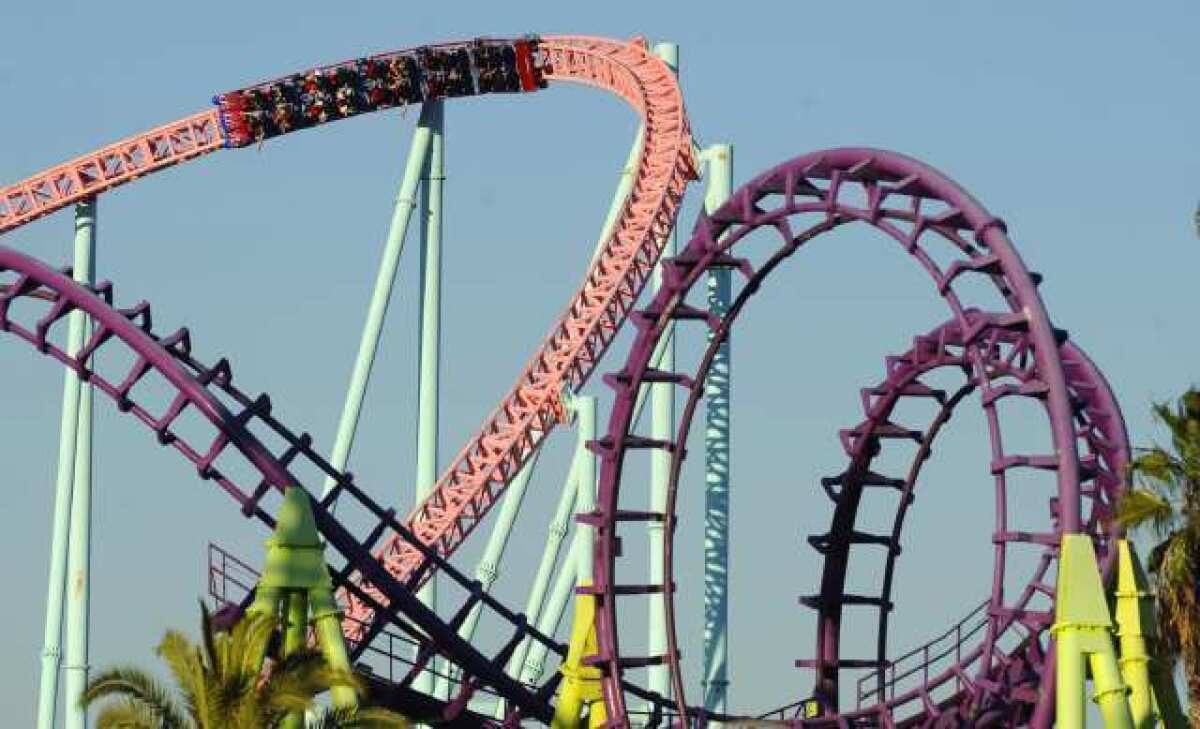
[1,147,1126,728]
[586,148,1127,727]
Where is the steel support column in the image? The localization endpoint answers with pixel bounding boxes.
[64,200,96,729]
[701,143,733,714]
[647,40,679,702]
[320,103,440,499]
[436,451,542,702]
[414,99,445,698]
[519,396,596,688]
[38,199,96,729]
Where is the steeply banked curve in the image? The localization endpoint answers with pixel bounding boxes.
[351,35,696,633]
[0,34,697,640]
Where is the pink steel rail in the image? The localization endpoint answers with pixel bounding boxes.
[0,111,223,233]
[0,34,696,645]
[344,35,697,633]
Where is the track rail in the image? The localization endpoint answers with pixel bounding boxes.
[585,148,1124,727]
[0,34,696,641]
[798,320,1125,725]
[366,32,697,622]
[0,248,572,722]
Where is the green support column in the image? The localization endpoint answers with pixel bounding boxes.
[647,40,678,702]
[280,591,310,729]
[251,487,358,715]
[38,199,96,729]
[321,103,439,500]
[572,396,597,585]
[413,99,445,698]
[1053,533,1134,729]
[701,143,733,714]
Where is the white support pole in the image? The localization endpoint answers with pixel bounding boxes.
[37,199,96,729]
[647,40,679,701]
[413,99,445,698]
[701,144,733,714]
[518,396,596,688]
[435,450,541,701]
[64,199,97,729]
[320,103,439,500]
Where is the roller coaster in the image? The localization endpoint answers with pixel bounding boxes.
[4,34,1184,728]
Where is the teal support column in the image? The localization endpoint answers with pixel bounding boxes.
[647,41,678,702]
[37,199,96,729]
[500,398,595,718]
[436,451,542,701]
[321,103,439,500]
[64,198,97,729]
[520,541,579,688]
[594,128,644,263]
[701,144,733,714]
[414,99,445,698]
[571,396,597,585]
[499,454,580,692]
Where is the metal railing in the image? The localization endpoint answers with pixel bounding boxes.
[206,542,506,697]
[856,599,989,709]
[207,541,689,725]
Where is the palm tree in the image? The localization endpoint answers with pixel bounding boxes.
[81,603,407,729]
[1118,387,1200,724]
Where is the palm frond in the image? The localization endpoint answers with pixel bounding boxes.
[1116,488,1176,535]
[310,705,410,729]
[82,666,190,728]
[260,656,341,713]
[198,601,221,673]
[94,698,166,729]
[156,630,209,725]
[225,610,277,679]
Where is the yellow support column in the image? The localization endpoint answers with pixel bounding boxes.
[1053,534,1134,729]
[552,582,606,729]
[1114,540,1186,729]
[1114,540,1157,728]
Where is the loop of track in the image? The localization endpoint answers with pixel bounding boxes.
[796,319,1125,726]
[587,148,1123,727]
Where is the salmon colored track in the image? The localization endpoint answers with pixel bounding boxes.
[348,35,697,635]
[0,111,224,234]
[0,35,696,642]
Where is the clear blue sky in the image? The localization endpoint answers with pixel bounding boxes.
[2,0,1197,722]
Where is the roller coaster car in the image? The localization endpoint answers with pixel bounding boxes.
[214,37,547,148]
